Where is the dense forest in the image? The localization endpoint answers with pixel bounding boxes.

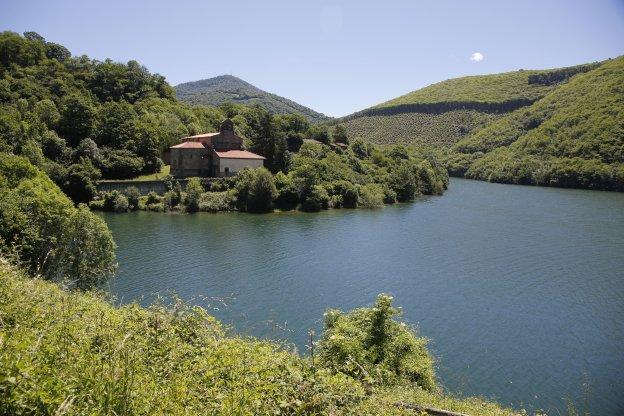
[175,75,330,123]
[448,57,624,190]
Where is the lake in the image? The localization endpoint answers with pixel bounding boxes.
[100,178,624,415]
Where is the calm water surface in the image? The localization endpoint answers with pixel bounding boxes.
[101,178,624,415]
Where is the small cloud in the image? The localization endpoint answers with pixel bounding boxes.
[470,52,484,62]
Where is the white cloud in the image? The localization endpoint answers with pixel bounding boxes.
[470,52,484,62]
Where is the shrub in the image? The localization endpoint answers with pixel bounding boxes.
[389,161,419,202]
[301,185,329,212]
[235,168,277,213]
[0,154,115,288]
[358,184,385,208]
[185,178,204,213]
[329,180,359,209]
[102,191,119,211]
[146,191,160,205]
[163,190,181,210]
[318,294,436,390]
[124,186,141,210]
[113,193,129,212]
[198,191,236,212]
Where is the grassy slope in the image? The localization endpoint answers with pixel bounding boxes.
[340,62,600,146]
[376,70,552,108]
[451,57,624,190]
[0,262,516,415]
[175,75,329,123]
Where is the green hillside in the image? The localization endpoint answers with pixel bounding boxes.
[376,64,598,108]
[338,62,600,146]
[175,75,330,123]
[449,56,624,190]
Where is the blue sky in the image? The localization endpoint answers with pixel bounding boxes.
[3,0,624,117]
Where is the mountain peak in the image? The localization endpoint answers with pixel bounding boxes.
[175,76,329,123]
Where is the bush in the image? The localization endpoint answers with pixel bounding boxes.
[113,193,129,212]
[318,294,436,390]
[301,185,329,212]
[146,191,161,205]
[124,186,141,210]
[0,154,115,288]
[235,168,277,213]
[100,149,144,179]
[184,178,204,213]
[198,191,236,212]
[163,190,181,210]
[389,162,419,202]
[358,184,385,208]
[328,180,359,209]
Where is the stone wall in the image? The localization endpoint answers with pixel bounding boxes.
[96,178,218,195]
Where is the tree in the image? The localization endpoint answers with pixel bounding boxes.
[94,101,137,148]
[235,168,277,213]
[57,205,117,290]
[332,125,349,144]
[0,154,116,288]
[185,178,203,212]
[389,161,419,202]
[100,149,144,179]
[62,158,101,204]
[58,94,97,147]
[308,124,331,145]
[301,185,329,212]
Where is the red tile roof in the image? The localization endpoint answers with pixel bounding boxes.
[214,150,265,160]
[171,141,205,149]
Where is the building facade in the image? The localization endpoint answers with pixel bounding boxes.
[170,119,265,178]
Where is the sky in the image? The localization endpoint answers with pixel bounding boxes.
[2,0,624,117]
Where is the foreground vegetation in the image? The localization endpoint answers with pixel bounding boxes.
[0,261,516,415]
[0,153,116,289]
[91,140,449,214]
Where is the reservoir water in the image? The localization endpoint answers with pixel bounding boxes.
[101,178,624,415]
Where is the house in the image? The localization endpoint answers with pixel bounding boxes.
[170,119,265,178]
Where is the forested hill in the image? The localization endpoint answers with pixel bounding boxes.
[337,62,600,147]
[175,75,330,123]
[447,56,624,191]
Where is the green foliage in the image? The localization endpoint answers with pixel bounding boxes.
[319,294,436,390]
[124,186,141,210]
[175,75,329,123]
[0,153,115,288]
[332,124,349,144]
[389,161,419,202]
[453,57,624,191]
[302,185,330,212]
[235,167,278,213]
[184,177,204,212]
[358,183,385,208]
[61,158,101,204]
[374,65,591,108]
[198,190,237,212]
